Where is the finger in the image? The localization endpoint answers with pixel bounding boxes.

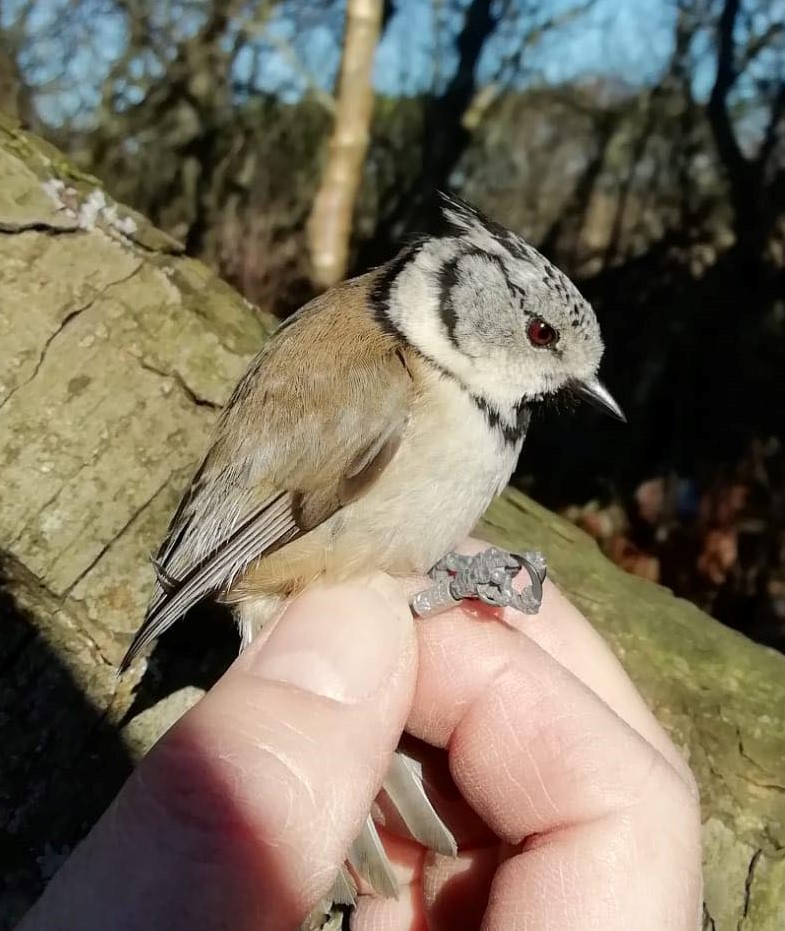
[411,603,694,837]
[21,575,417,931]
[410,607,702,930]
[421,848,498,931]
[452,661,701,930]
[518,580,695,781]
[353,804,499,931]
[351,850,509,931]
[352,884,425,931]
[411,538,694,787]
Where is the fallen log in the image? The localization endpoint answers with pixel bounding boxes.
[0,117,782,930]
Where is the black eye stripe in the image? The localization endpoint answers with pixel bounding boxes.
[436,255,462,347]
[437,249,510,348]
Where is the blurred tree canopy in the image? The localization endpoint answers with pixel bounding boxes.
[1,0,784,645]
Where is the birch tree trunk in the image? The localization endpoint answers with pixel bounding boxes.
[0,118,784,931]
[306,0,383,289]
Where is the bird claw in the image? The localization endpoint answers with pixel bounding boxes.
[411,547,547,618]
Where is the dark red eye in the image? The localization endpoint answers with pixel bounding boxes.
[527,318,558,348]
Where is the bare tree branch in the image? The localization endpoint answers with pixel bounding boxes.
[742,21,784,70]
[758,80,785,171]
[707,0,746,180]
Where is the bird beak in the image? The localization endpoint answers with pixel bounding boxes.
[574,377,626,422]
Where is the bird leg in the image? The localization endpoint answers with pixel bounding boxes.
[410,546,547,617]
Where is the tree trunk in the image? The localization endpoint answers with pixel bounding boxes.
[0,118,784,930]
[307,0,383,289]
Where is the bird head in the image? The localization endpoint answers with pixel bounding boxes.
[373,193,624,423]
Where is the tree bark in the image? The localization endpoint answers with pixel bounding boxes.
[0,112,273,927]
[0,118,784,930]
[307,0,383,289]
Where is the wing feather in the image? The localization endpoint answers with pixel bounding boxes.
[121,274,414,670]
[120,492,299,670]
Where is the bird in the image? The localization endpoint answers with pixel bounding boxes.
[120,192,624,908]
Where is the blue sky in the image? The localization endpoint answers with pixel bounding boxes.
[243,0,681,100]
[5,0,711,124]
[374,0,677,93]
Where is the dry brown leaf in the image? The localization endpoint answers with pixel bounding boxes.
[607,534,660,582]
[697,528,737,585]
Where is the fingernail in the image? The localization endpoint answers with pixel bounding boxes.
[248,574,412,703]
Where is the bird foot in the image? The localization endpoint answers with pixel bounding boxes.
[410,546,546,618]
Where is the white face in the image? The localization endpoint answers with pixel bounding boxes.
[380,197,606,413]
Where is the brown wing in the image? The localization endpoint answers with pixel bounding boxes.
[120,274,413,670]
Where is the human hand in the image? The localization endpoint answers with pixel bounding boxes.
[19,546,702,931]
[359,541,703,930]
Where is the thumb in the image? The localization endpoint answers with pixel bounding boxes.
[21,575,416,931]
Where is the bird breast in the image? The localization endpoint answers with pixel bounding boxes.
[235,368,522,602]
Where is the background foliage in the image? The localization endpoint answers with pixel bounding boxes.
[2,0,784,649]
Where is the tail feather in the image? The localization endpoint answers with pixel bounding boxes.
[348,814,399,899]
[329,866,357,907]
[383,750,457,856]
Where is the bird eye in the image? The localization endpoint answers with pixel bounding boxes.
[527,318,558,348]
